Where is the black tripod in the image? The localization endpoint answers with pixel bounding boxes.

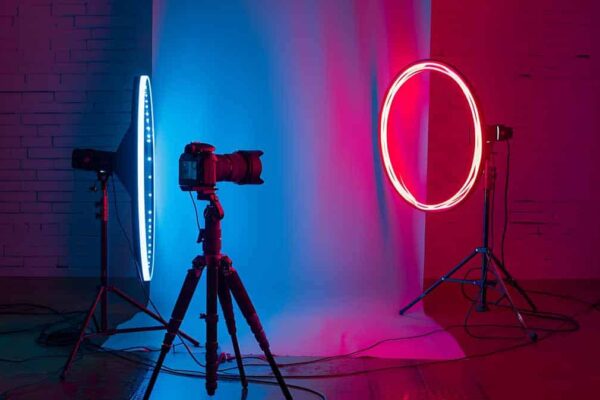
[61,172,199,380]
[399,145,538,341]
[143,190,292,399]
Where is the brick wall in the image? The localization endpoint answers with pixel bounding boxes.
[0,1,151,276]
[425,0,600,279]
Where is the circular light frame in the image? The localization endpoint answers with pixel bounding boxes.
[379,60,484,212]
[137,75,155,281]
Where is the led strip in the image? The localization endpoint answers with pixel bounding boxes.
[379,60,484,211]
[137,75,155,281]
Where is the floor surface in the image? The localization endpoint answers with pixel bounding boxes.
[0,277,598,399]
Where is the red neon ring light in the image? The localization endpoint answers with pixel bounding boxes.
[380,60,484,212]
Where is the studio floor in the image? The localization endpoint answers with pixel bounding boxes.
[0,277,598,400]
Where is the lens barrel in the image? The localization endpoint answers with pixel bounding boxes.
[216,151,263,185]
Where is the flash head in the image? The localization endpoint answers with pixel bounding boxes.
[72,148,115,174]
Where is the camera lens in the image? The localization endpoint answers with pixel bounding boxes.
[216,151,263,185]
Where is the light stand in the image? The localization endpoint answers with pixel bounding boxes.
[399,140,539,341]
[142,188,292,400]
[60,171,200,380]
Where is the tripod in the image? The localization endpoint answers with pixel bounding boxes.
[399,144,539,341]
[143,190,292,399]
[61,172,199,380]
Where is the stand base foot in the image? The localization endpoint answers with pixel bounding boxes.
[528,331,538,342]
[476,304,489,312]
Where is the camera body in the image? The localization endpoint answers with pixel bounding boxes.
[179,142,263,192]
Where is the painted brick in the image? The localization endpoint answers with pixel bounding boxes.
[5,125,36,136]
[0,136,20,147]
[21,136,51,147]
[0,73,25,90]
[20,202,51,213]
[0,203,19,212]
[0,170,36,181]
[55,91,86,103]
[0,114,20,125]
[0,181,24,191]
[23,74,61,91]
[27,147,72,159]
[0,0,151,278]
[53,3,86,16]
[36,170,73,181]
[0,148,26,159]
[0,191,36,202]
[0,1,18,17]
[21,158,54,170]
[0,257,22,267]
[22,92,54,103]
[23,257,58,268]
[0,159,20,169]
[21,113,80,125]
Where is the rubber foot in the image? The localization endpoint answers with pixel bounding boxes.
[476,304,489,312]
[528,332,538,342]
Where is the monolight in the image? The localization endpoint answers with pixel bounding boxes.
[72,75,155,281]
[62,75,199,381]
[382,60,538,341]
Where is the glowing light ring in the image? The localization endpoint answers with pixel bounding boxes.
[380,60,483,211]
[137,75,155,281]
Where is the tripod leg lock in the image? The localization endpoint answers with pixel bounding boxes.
[200,313,219,324]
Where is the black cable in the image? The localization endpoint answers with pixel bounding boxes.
[189,191,202,234]
[501,140,510,267]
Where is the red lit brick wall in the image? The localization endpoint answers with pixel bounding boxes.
[425,0,600,279]
[0,1,151,276]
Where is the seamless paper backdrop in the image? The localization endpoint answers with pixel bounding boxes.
[138,0,461,358]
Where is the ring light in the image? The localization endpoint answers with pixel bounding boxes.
[136,75,155,281]
[379,60,484,211]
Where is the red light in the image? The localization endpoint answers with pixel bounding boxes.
[380,60,484,211]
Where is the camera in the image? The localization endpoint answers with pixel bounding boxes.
[179,142,263,191]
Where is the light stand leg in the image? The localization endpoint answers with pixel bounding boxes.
[489,253,537,312]
[399,250,479,315]
[218,256,248,389]
[109,286,200,347]
[223,265,293,400]
[99,172,109,332]
[61,286,105,380]
[488,260,537,342]
[477,252,490,312]
[143,265,204,400]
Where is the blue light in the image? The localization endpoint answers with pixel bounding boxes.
[136,75,155,282]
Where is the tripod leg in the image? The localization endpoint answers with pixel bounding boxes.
[109,286,200,347]
[489,253,537,312]
[143,267,204,400]
[399,250,479,315]
[223,265,293,400]
[218,257,248,389]
[488,263,537,342]
[205,257,220,396]
[61,287,104,380]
